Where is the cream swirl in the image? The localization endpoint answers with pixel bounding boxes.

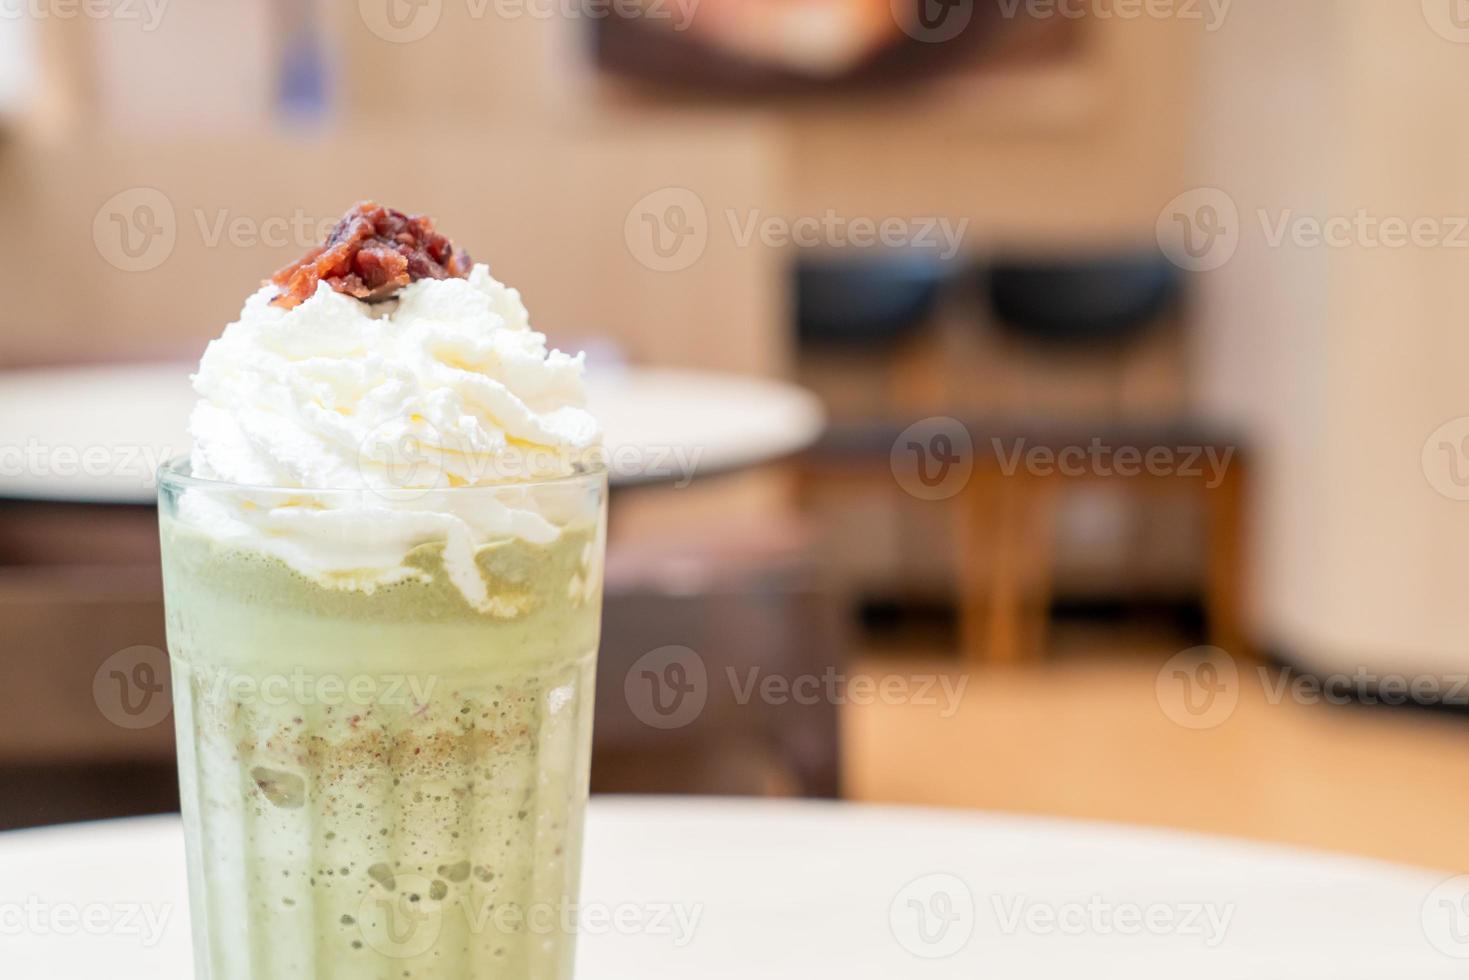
[190,264,598,489]
[180,265,603,611]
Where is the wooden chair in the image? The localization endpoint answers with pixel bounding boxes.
[959,424,1248,663]
[799,420,1250,664]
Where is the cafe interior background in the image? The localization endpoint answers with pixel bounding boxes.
[1,0,1468,876]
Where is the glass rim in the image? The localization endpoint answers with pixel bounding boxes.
[156,455,609,496]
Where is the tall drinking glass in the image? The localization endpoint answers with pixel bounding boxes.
[157,458,607,979]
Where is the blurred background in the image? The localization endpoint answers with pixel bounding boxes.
[3,0,1469,873]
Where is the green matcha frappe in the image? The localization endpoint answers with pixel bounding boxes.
[158,204,607,979]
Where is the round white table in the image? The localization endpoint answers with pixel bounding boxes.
[0,363,825,502]
[0,798,1459,978]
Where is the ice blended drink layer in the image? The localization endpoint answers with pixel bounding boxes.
[158,203,607,979]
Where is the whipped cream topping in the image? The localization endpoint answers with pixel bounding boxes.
[180,265,602,611]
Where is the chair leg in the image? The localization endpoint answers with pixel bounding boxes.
[986,470,1025,663]
[962,465,1057,663]
[1203,457,1249,658]
[959,462,1000,662]
[1016,472,1059,661]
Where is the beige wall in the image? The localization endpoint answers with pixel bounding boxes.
[785,15,1197,249]
[1195,0,1469,675]
[0,122,785,373]
[9,9,1195,376]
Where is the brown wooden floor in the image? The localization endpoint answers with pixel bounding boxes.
[844,633,1469,873]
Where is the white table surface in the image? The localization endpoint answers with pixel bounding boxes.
[0,798,1459,978]
[0,363,825,503]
